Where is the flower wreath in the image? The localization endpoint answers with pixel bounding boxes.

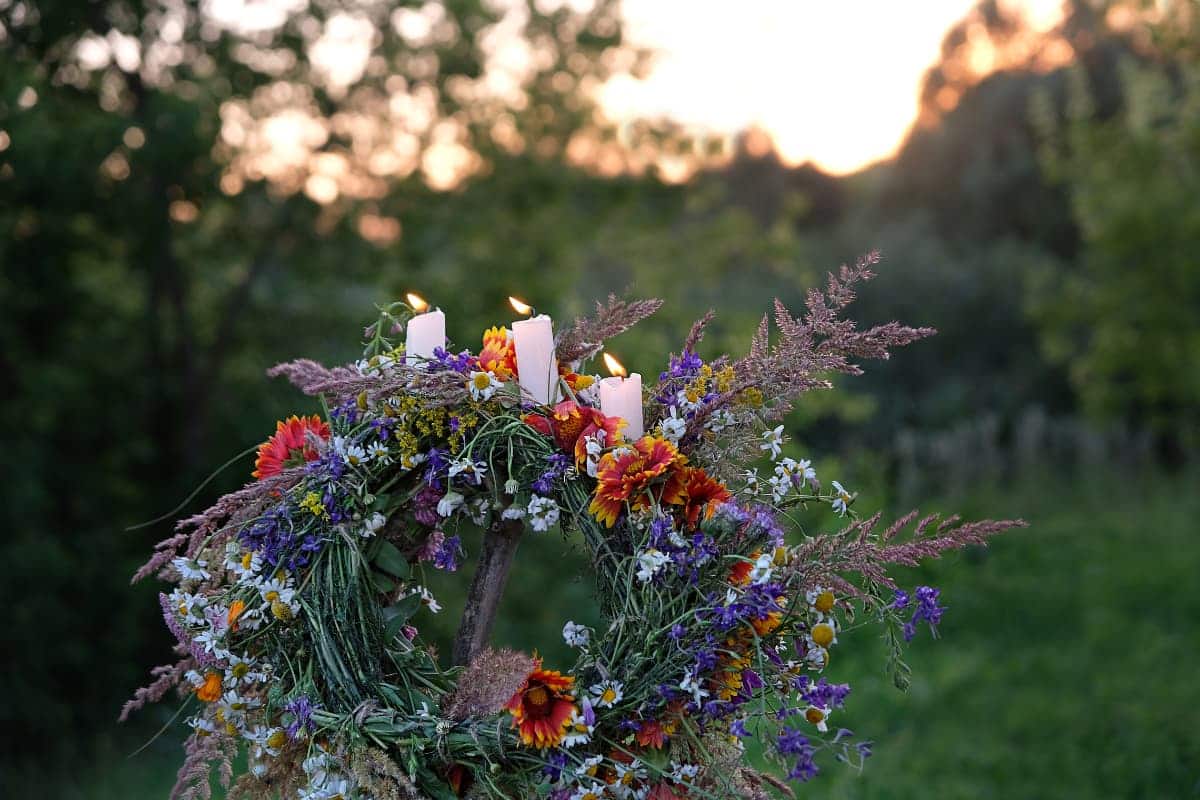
[126,253,1024,800]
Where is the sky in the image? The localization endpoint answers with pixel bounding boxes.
[601,0,1065,174]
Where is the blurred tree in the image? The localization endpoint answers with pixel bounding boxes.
[0,0,663,763]
[1032,56,1200,458]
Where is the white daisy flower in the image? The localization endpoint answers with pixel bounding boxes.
[367,442,391,463]
[258,577,295,606]
[590,679,624,708]
[562,620,590,647]
[768,473,792,503]
[526,495,560,532]
[804,704,831,732]
[569,782,605,800]
[224,653,265,687]
[805,586,836,616]
[675,389,702,413]
[807,617,838,650]
[562,701,595,747]
[468,370,503,401]
[575,756,603,779]
[448,457,487,486]
[401,451,427,470]
[188,715,217,737]
[760,424,785,459]
[742,468,761,496]
[232,550,262,583]
[669,761,701,783]
[749,552,774,585]
[193,626,228,658]
[658,406,687,444]
[173,557,210,581]
[831,480,853,516]
[437,490,464,517]
[777,456,816,487]
[343,443,369,468]
[412,586,441,614]
[170,589,208,624]
[612,760,647,797]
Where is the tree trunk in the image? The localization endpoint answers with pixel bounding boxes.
[452,517,524,666]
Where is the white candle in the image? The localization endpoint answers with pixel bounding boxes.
[405,308,445,365]
[600,373,643,439]
[512,313,559,405]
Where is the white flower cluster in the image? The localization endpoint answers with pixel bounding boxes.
[527,495,560,532]
[297,748,362,800]
[634,548,669,582]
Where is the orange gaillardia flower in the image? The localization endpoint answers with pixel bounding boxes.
[253,415,331,479]
[635,719,669,749]
[195,671,223,702]
[727,551,761,586]
[525,400,625,469]
[227,599,247,632]
[589,436,687,527]
[478,326,517,379]
[504,659,577,748]
[674,466,732,527]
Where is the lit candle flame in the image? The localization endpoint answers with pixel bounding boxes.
[603,352,628,378]
[508,296,533,316]
[406,292,429,313]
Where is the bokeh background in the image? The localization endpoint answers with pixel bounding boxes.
[3,0,1198,797]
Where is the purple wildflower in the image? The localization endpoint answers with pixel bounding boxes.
[434,534,463,572]
[413,484,443,527]
[749,505,785,546]
[542,750,568,783]
[777,728,819,781]
[908,585,945,640]
[284,695,317,740]
[432,347,475,374]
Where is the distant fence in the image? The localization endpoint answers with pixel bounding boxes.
[888,406,1157,502]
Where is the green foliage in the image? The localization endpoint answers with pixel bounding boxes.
[1032,61,1200,448]
[2,0,1198,793]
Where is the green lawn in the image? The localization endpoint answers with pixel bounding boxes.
[36,470,1200,799]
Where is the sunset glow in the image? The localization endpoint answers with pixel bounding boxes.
[602,0,1065,174]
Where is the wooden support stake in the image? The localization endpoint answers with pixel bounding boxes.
[451,516,524,666]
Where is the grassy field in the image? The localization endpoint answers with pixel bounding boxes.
[31,469,1200,799]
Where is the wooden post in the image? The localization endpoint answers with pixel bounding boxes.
[451,516,524,666]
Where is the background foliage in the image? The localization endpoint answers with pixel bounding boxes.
[1,0,1197,796]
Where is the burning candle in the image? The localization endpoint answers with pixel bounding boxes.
[404,292,445,365]
[509,296,559,406]
[599,352,643,439]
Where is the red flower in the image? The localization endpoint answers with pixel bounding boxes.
[524,400,624,469]
[674,466,732,527]
[478,326,516,379]
[252,415,330,479]
[589,436,687,527]
[445,765,473,797]
[504,659,577,749]
[635,719,669,749]
[728,551,760,586]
